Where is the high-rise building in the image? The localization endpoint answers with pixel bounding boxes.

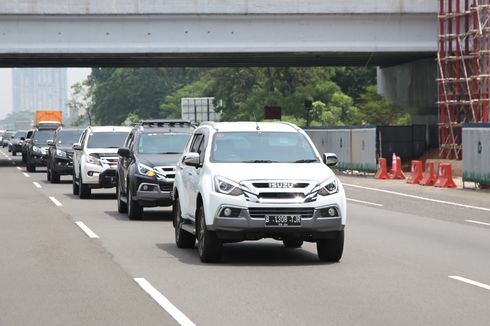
[12,68,68,117]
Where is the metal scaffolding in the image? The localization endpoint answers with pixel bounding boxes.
[438,0,490,159]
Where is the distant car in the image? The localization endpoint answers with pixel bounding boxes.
[72,126,131,199]
[21,130,35,163]
[2,131,14,149]
[46,127,84,183]
[25,128,57,172]
[116,120,194,219]
[10,130,28,156]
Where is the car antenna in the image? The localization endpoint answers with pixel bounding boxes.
[252,112,260,131]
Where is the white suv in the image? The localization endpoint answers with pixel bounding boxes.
[173,122,346,262]
[72,126,131,199]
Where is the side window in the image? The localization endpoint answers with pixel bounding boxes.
[126,133,134,150]
[189,134,203,153]
[79,130,87,147]
[197,135,207,164]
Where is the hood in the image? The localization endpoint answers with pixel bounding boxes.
[85,148,119,156]
[138,153,181,167]
[209,163,335,183]
[58,145,74,153]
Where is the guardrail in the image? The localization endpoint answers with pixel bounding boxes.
[462,124,490,185]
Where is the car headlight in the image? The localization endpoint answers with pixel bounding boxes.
[56,149,67,158]
[214,176,243,196]
[318,178,339,196]
[33,146,41,153]
[86,154,101,165]
[137,163,157,177]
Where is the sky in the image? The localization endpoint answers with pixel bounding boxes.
[0,68,91,119]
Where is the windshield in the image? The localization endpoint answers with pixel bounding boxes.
[56,130,83,146]
[87,132,128,148]
[15,131,27,138]
[210,132,319,163]
[138,133,191,154]
[33,130,56,145]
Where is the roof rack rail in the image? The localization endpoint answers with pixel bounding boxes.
[138,119,192,128]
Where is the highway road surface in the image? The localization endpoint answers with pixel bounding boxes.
[1,149,489,326]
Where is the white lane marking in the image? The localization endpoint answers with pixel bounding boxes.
[449,276,490,291]
[75,221,99,239]
[33,182,42,189]
[347,198,384,207]
[465,219,490,227]
[7,157,11,160]
[134,278,196,326]
[22,173,30,178]
[16,167,22,170]
[49,196,62,206]
[343,183,490,213]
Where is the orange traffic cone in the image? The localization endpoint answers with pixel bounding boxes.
[390,153,397,175]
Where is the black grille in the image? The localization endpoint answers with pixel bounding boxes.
[258,193,304,199]
[159,183,173,192]
[248,207,314,219]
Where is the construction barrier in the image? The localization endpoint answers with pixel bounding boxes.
[462,124,490,185]
[304,126,376,172]
[407,160,423,184]
[419,161,436,186]
[434,163,457,188]
[391,156,405,180]
[374,158,389,179]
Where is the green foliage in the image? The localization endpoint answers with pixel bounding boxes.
[358,85,410,125]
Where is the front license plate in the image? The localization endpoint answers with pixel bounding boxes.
[265,215,301,227]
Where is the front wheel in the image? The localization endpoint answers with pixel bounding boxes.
[317,231,344,262]
[12,151,16,156]
[127,185,143,220]
[197,205,222,263]
[174,198,195,248]
[51,170,60,184]
[72,171,79,195]
[26,162,35,172]
[79,176,91,199]
[116,183,128,213]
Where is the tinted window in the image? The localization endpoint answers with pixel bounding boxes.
[56,130,83,146]
[138,133,191,154]
[33,130,56,145]
[87,132,129,149]
[211,132,318,163]
[15,131,27,138]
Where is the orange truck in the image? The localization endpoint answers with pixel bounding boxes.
[34,110,63,128]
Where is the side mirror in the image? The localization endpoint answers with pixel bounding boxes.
[117,147,131,158]
[323,153,338,167]
[47,140,54,146]
[72,143,82,151]
[182,152,200,167]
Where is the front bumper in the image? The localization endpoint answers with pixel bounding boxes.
[133,175,173,207]
[52,157,74,175]
[83,163,117,188]
[12,144,22,152]
[30,154,48,166]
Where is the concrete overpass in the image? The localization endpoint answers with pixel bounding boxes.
[0,0,436,67]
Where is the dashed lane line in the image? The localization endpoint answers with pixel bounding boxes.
[33,182,42,189]
[465,220,490,227]
[449,276,490,291]
[49,196,62,206]
[75,221,99,239]
[343,183,490,213]
[134,278,196,326]
[347,198,384,207]
[22,173,30,178]
[16,167,22,170]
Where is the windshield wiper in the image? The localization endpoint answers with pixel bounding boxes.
[293,159,317,163]
[241,160,278,163]
[158,152,182,154]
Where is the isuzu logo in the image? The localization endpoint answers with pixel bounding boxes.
[269,182,294,188]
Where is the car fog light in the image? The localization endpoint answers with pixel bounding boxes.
[142,185,149,191]
[224,208,232,216]
[328,207,337,217]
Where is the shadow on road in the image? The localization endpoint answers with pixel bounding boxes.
[104,210,173,222]
[156,242,326,266]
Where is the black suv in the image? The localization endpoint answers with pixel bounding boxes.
[10,130,28,156]
[25,128,56,172]
[117,120,194,220]
[47,127,83,183]
[21,130,35,163]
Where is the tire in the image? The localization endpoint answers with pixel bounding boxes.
[79,176,91,199]
[51,170,60,184]
[317,231,344,262]
[72,172,79,195]
[47,168,51,181]
[127,185,143,220]
[22,153,26,163]
[26,162,35,172]
[117,183,128,213]
[174,198,195,248]
[283,238,304,248]
[12,151,16,156]
[197,205,222,263]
